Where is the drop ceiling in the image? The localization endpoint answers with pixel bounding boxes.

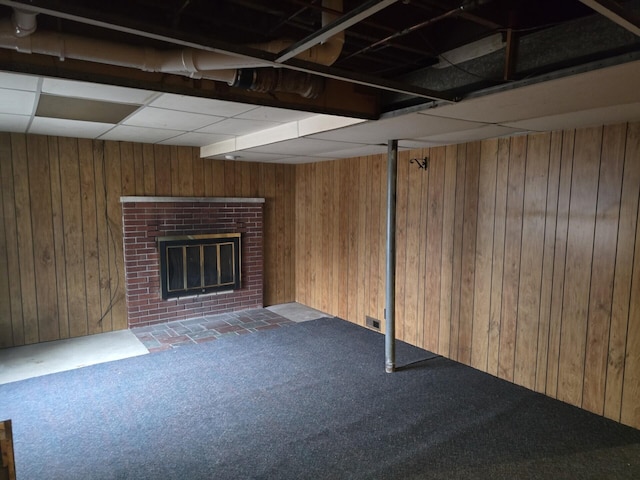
[0,0,639,163]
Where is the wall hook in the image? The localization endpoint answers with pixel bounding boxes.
[410,157,429,170]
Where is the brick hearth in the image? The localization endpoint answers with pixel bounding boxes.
[120,197,264,328]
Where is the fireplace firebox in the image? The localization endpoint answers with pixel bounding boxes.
[158,233,241,299]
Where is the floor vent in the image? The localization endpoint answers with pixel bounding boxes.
[365,316,381,331]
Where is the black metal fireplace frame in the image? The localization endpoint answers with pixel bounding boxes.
[157,233,241,300]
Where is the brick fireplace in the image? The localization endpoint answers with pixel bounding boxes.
[120,197,264,328]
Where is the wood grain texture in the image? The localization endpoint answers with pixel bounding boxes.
[438,145,457,355]
[498,135,526,381]
[605,122,640,421]
[557,126,602,407]
[26,135,59,342]
[0,136,295,347]
[471,139,497,371]
[291,121,640,429]
[487,138,510,376]
[12,134,38,345]
[619,123,640,428]
[514,133,549,390]
[582,124,626,414]
[3,123,640,429]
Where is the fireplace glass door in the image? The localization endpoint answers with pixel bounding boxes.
[159,234,241,299]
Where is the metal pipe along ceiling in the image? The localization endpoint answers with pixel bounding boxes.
[0,0,345,98]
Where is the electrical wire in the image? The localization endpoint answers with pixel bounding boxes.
[96,142,120,328]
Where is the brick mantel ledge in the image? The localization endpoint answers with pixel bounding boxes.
[120,196,265,204]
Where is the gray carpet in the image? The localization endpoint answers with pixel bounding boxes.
[1,317,639,479]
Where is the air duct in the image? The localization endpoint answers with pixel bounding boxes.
[0,0,344,99]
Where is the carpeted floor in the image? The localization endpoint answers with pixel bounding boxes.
[1,317,639,479]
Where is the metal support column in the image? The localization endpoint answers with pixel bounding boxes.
[385,139,398,373]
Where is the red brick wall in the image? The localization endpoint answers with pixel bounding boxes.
[121,199,264,328]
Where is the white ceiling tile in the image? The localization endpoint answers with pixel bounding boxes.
[201,138,238,158]
[197,118,279,135]
[236,106,316,122]
[211,151,293,162]
[150,93,256,116]
[308,113,483,143]
[425,60,640,124]
[0,89,37,115]
[123,106,223,130]
[236,123,299,150]
[0,72,39,91]
[0,114,30,133]
[247,138,361,155]
[399,139,442,148]
[158,132,235,146]
[297,114,365,136]
[318,144,391,158]
[417,124,525,144]
[274,156,332,164]
[502,102,640,132]
[99,125,181,143]
[29,117,114,138]
[42,78,156,104]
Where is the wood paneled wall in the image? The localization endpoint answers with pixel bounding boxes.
[295,122,640,429]
[0,133,295,348]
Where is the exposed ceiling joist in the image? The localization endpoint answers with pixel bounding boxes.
[275,0,399,63]
[579,0,640,36]
[0,0,455,103]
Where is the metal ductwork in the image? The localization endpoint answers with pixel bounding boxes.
[0,0,344,99]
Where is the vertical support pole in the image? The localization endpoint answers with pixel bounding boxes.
[385,139,398,373]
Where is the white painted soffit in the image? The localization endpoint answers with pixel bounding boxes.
[200,114,365,158]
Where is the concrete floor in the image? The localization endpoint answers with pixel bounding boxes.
[0,303,328,385]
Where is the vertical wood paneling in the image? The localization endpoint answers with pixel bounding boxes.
[416,148,429,348]
[1,135,296,347]
[377,156,387,326]
[459,142,480,365]
[425,147,444,352]
[337,161,349,320]
[535,131,563,393]
[4,122,640,429]
[106,142,127,331]
[395,150,410,341]
[47,137,70,340]
[346,159,361,329]
[142,144,156,196]
[514,133,550,390]
[582,124,626,414]
[620,124,640,427]
[192,149,205,197]
[154,145,171,196]
[120,142,135,196]
[59,137,89,338]
[93,141,112,332]
[26,136,59,342]
[471,139,497,371]
[12,134,38,345]
[487,138,510,376]
[404,151,423,344]
[0,134,14,347]
[546,130,575,398]
[498,135,527,381]
[133,144,145,195]
[78,139,102,335]
[438,145,457,355]
[1,133,24,346]
[605,122,640,421]
[449,146,467,360]
[557,126,602,407]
